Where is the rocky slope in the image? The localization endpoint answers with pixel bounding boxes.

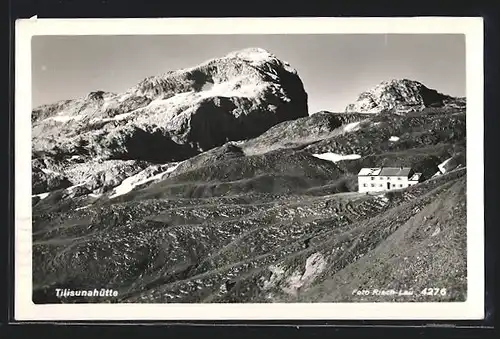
[31,62,467,304]
[33,167,467,304]
[345,79,465,113]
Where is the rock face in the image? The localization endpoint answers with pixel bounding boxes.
[345,79,459,113]
[240,111,373,155]
[32,48,309,162]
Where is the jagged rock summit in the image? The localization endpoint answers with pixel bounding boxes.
[344,79,461,114]
[32,47,309,162]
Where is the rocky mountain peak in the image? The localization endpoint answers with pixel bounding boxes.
[224,47,297,73]
[225,47,274,61]
[86,90,107,101]
[124,47,300,101]
[345,78,456,113]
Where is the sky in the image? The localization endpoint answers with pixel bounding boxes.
[32,34,465,113]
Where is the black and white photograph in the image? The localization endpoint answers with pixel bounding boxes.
[14,17,484,320]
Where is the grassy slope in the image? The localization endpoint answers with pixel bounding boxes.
[269,170,467,303]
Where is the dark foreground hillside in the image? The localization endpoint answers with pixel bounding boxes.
[32,105,467,304]
[32,168,466,303]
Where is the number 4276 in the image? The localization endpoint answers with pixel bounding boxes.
[421,288,447,296]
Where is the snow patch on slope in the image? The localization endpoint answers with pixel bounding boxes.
[312,152,361,163]
[90,112,135,124]
[201,77,269,99]
[149,76,269,105]
[32,192,50,200]
[109,163,181,199]
[438,157,453,174]
[75,205,92,211]
[432,157,455,178]
[40,168,57,175]
[343,121,361,132]
[65,183,85,192]
[127,75,278,126]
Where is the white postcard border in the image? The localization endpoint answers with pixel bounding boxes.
[14,17,484,321]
